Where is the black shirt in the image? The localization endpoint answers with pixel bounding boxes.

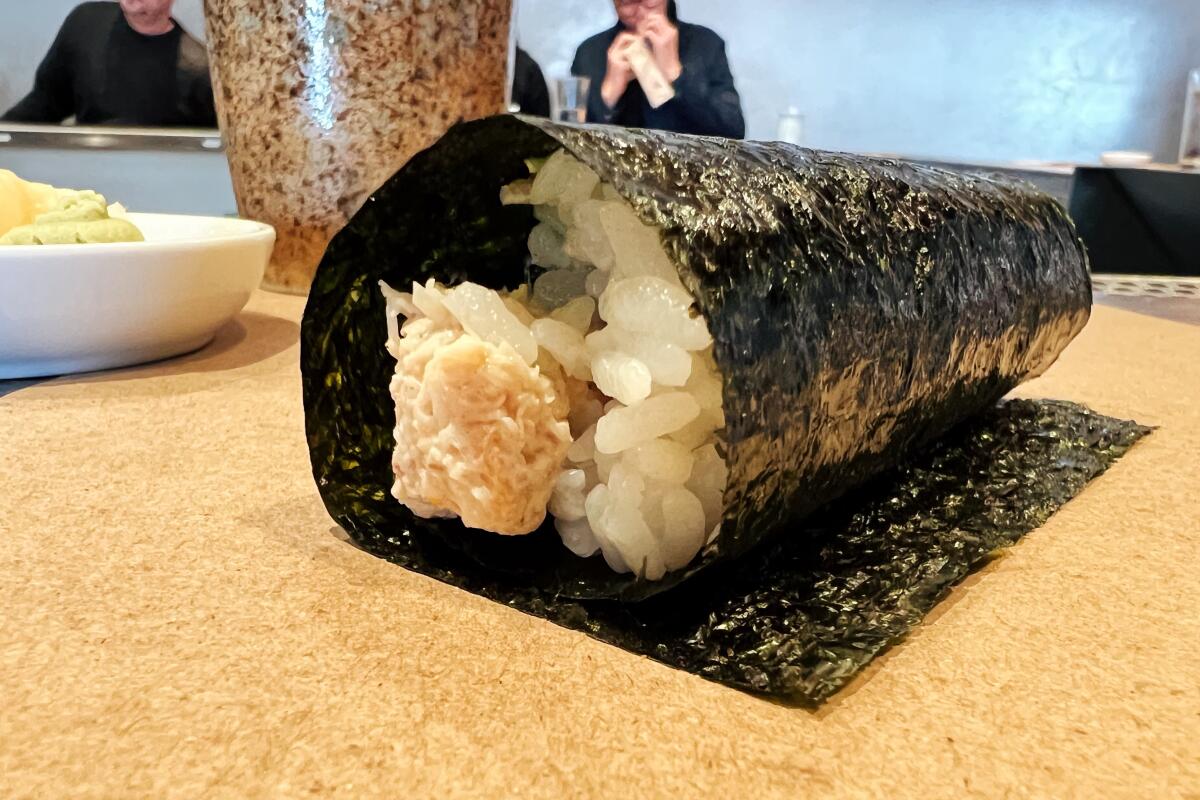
[512,47,551,118]
[570,17,745,138]
[2,2,217,127]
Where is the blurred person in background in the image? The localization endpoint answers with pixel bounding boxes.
[571,0,744,138]
[512,46,551,118]
[2,0,216,127]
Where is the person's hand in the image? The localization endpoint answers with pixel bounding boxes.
[639,13,682,83]
[601,32,639,109]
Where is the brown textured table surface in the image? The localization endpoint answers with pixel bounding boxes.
[1,291,1197,798]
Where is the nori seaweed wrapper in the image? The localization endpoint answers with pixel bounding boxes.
[327,399,1149,705]
[301,115,1092,602]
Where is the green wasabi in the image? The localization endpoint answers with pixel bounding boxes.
[0,190,143,246]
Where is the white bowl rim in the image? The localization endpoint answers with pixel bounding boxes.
[0,212,275,255]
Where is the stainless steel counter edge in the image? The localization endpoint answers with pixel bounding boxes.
[0,124,224,152]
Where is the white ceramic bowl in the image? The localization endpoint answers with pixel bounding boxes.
[0,213,274,379]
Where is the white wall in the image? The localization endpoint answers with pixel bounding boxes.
[0,0,206,113]
[517,0,1200,163]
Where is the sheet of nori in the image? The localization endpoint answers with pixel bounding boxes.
[302,115,1095,603]
[334,398,1150,705]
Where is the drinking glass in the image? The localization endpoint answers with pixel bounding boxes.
[553,77,591,124]
[777,107,805,146]
[205,0,514,293]
[1180,69,1200,167]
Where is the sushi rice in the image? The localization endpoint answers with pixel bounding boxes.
[381,149,727,580]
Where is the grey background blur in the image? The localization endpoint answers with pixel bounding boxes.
[2,0,1198,164]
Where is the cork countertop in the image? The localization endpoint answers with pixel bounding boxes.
[1,291,1196,798]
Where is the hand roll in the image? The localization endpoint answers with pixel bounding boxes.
[301,115,1090,600]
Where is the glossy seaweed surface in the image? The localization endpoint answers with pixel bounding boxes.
[302,115,1096,603]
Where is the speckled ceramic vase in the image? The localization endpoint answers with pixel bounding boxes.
[204,0,513,293]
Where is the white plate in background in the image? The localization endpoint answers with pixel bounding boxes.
[1099,150,1154,167]
[0,213,274,379]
